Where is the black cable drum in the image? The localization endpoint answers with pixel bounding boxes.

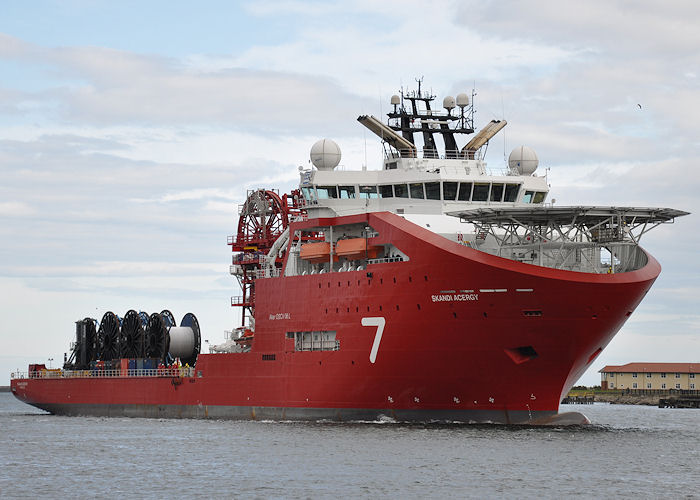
[120,310,145,359]
[145,312,170,361]
[161,310,176,328]
[98,311,121,360]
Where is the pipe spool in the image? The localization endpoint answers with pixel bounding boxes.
[121,310,145,359]
[161,309,176,327]
[138,311,149,327]
[168,313,201,367]
[145,312,170,361]
[159,310,177,364]
[98,311,121,360]
[90,308,200,365]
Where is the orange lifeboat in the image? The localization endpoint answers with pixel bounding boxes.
[234,328,254,348]
[335,238,382,260]
[300,242,338,263]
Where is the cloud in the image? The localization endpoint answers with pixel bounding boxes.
[0,201,35,217]
[0,33,33,58]
[458,1,700,56]
[0,33,372,135]
[452,2,700,160]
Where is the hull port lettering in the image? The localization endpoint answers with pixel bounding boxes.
[269,313,291,320]
[431,293,479,302]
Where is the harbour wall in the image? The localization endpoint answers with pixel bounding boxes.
[565,389,700,406]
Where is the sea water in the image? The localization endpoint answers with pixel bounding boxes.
[0,393,697,499]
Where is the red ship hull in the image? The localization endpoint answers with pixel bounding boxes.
[11,212,659,424]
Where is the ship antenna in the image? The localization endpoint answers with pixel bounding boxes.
[502,92,507,165]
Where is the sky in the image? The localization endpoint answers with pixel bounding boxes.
[1,0,698,386]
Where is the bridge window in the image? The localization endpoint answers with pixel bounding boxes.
[394,183,409,198]
[490,183,504,202]
[302,186,316,201]
[425,182,440,200]
[472,183,490,202]
[523,190,534,203]
[379,185,394,198]
[533,192,546,203]
[316,186,338,199]
[409,183,425,199]
[504,184,520,202]
[339,186,356,199]
[458,182,472,201]
[443,182,458,201]
[359,185,378,199]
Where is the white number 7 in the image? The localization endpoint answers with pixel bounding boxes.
[361,317,386,364]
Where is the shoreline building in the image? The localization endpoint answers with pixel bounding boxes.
[600,363,698,390]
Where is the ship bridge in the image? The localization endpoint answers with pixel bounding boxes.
[448,206,689,274]
[299,80,549,220]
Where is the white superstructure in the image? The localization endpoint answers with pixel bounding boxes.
[297,81,549,237]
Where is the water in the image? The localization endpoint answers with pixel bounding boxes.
[1,393,698,499]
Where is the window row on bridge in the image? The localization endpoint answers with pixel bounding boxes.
[306,182,546,204]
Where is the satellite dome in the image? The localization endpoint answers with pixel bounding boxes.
[508,145,539,175]
[390,95,400,106]
[310,139,341,170]
[456,93,470,108]
[443,96,456,110]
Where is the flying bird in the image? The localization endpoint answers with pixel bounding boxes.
[637,103,642,109]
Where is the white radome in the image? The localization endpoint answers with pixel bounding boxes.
[508,145,539,175]
[443,96,456,110]
[456,93,469,108]
[310,138,341,170]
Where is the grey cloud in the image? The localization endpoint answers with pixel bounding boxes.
[456,1,700,56]
[448,2,700,176]
[0,34,372,135]
[0,133,296,280]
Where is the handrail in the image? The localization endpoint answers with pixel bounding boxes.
[385,147,468,160]
[231,296,251,306]
[12,367,196,380]
[254,268,281,279]
[367,256,404,265]
[232,253,266,264]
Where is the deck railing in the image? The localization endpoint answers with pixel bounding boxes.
[12,367,196,380]
[366,256,404,265]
